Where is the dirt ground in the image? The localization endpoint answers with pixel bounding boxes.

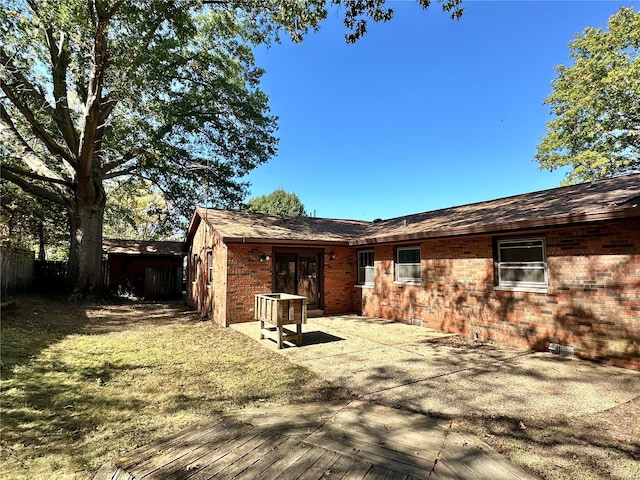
[234,315,640,480]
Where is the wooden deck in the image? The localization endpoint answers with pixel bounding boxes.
[94,401,537,480]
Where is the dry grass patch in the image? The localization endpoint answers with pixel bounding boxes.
[456,396,640,480]
[0,295,346,480]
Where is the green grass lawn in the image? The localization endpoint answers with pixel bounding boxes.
[0,296,345,480]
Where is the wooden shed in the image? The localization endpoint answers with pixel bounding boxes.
[103,239,184,300]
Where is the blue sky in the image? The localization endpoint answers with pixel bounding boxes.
[246,0,635,220]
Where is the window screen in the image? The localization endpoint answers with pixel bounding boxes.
[498,239,547,287]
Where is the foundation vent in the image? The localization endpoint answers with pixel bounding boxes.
[548,343,574,357]
[411,318,423,327]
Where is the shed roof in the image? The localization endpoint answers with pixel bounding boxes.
[103,239,184,256]
[186,174,639,247]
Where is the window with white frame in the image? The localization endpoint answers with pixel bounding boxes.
[357,250,374,286]
[497,238,547,287]
[396,246,421,283]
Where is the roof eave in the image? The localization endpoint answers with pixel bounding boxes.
[223,236,352,247]
[349,208,640,246]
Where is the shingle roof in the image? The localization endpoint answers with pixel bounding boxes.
[195,208,370,244]
[187,174,639,247]
[355,173,640,245]
[103,239,184,256]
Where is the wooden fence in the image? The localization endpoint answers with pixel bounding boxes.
[1,245,35,295]
[143,267,183,300]
[34,260,68,293]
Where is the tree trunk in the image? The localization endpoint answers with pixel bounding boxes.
[67,185,107,299]
[38,220,46,260]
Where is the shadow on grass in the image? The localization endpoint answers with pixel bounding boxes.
[0,295,199,381]
[1,295,348,479]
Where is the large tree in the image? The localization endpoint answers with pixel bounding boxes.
[1,0,463,297]
[535,7,640,184]
[246,189,306,216]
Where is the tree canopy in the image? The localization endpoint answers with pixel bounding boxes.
[1,0,284,294]
[246,189,306,216]
[1,0,463,295]
[1,180,68,259]
[103,180,178,240]
[535,7,640,184]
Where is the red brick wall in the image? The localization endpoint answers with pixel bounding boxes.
[189,240,358,324]
[323,247,357,315]
[224,246,356,322]
[187,221,227,324]
[360,219,640,369]
[226,244,274,324]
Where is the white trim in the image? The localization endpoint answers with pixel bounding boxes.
[396,246,421,283]
[497,238,547,288]
[357,249,375,286]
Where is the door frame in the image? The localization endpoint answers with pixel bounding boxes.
[272,248,323,310]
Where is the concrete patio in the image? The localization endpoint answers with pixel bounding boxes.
[232,315,640,422]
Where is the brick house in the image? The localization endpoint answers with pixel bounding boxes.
[184,174,640,368]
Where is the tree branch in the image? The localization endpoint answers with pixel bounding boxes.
[0,103,69,184]
[1,80,76,165]
[1,163,74,188]
[100,149,137,175]
[103,164,138,180]
[0,47,56,120]
[43,25,81,156]
[24,3,81,160]
[1,168,66,206]
[94,96,117,153]
[75,1,123,201]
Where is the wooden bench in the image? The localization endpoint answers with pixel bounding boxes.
[254,293,307,349]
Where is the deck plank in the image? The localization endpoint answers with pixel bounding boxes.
[277,444,331,479]
[429,460,464,480]
[314,453,357,479]
[210,431,285,480]
[238,441,315,480]
[296,450,342,480]
[439,430,540,480]
[362,465,390,480]
[324,401,448,456]
[231,435,302,480]
[95,401,537,480]
[145,427,259,480]
[383,470,410,480]
[117,417,234,471]
[306,429,433,478]
[132,423,256,479]
[340,459,375,480]
[441,431,539,480]
[149,430,277,480]
[172,429,275,480]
